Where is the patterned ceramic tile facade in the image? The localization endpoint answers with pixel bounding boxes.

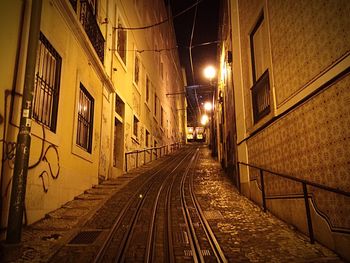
[268,0,350,106]
[238,0,264,130]
[247,73,350,230]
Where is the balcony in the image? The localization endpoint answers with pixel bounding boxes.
[70,0,105,63]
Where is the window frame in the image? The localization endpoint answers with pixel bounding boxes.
[116,16,127,65]
[145,75,150,104]
[76,83,94,153]
[250,11,271,123]
[134,53,140,86]
[133,115,139,138]
[154,93,158,118]
[145,129,150,147]
[33,32,62,132]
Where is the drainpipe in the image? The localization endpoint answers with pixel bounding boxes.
[6,0,42,244]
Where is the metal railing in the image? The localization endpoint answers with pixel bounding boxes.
[238,162,350,243]
[79,0,105,63]
[125,142,181,172]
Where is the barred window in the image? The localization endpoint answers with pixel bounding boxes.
[33,32,61,132]
[117,18,127,64]
[77,83,94,153]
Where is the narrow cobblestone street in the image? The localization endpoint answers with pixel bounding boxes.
[2,146,343,262]
[193,148,342,262]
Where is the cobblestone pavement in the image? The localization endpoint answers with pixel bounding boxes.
[193,147,343,263]
[1,146,344,262]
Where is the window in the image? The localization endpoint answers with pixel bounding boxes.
[250,12,270,123]
[33,32,61,132]
[77,83,94,153]
[115,93,124,117]
[161,106,164,127]
[145,129,150,147]
[80,0,104,62]
[134,55,140,85]
[154,94,158,116]
[145,76,150,103]
[160,60,164,79]
[133,115,139,137]
[117,18,127,64]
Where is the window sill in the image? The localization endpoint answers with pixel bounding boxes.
[71,143,93,163]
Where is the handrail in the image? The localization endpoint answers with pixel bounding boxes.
[238,162,350,197]
[125,142,182,172]
[238,161,350,244]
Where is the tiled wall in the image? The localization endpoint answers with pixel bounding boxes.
[268,0,350,106]
[247,73,350,230]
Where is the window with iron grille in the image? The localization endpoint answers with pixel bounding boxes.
[117,18,127,64]
[250,12,271,123]
[77,83,94,153]
[33,32,61,132]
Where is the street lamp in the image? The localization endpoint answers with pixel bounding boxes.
[203,65,216,151]
[204,101,212,111]
[203,65,216,82]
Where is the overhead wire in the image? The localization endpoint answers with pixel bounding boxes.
[113,0,204,30]
[188,0,202,122]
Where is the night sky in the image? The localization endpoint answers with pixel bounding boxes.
[169,0,220,125]
[170,0,220,85]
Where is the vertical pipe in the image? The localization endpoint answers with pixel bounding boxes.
[260,169,266,212]
[6,0,43,244]
[302,183,314,243]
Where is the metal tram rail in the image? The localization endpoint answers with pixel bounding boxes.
[93,147,193,262]
[93,146,227,262]
[178,148,227,263]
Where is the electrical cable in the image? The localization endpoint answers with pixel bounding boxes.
[188,0,202,121]
[113,0,204,30]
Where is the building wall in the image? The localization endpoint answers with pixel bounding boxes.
[0,0,185,232]
[225,0,350,259]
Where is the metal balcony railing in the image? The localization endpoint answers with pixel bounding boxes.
[125,142,182,172]
[238,162,350,243]
[78,0,105,63]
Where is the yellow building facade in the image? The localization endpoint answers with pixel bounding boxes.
[217,0,350,260]
[0,0,186,235]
